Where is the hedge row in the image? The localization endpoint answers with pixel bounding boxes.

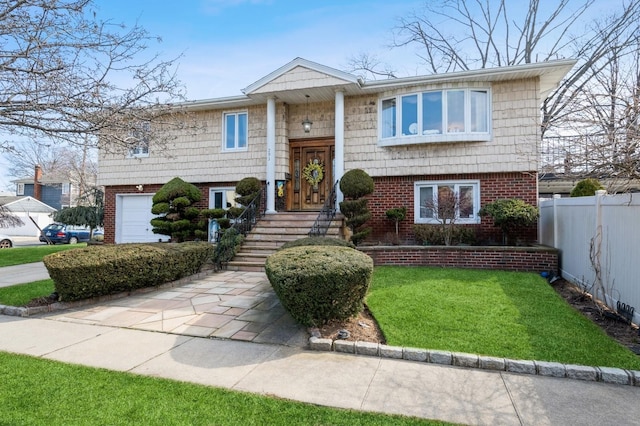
[43,242,213,301]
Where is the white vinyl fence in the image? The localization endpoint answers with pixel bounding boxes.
[539,192,640,325]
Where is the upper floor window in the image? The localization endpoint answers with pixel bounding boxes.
[16,182,24,195]
[380,88,490,146]
[223,112,248,151]
[128,122,150,158]
[414,180,480,224]
[61,183,70,195]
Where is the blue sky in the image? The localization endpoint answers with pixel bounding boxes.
[1,0,423,190]
[96,0,423,99]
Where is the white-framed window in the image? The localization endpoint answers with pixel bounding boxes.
[61,183,70,195]
[208,187,238,210]
[127,122,150,158]
[414,180,480,224]
[379,88,491,146]
[16,182,24,195]
[223,111,248,151]
[208,187,238,243]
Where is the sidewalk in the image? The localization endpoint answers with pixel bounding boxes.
[0,262,49,288]
[1,314,639,425]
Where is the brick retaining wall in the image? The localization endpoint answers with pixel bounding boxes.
[359,245,558,273]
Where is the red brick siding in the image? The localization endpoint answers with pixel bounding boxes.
[365,172,538,245]
[360,245,558,273]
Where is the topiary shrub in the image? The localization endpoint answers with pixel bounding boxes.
[479,198,538,245]
[235,177,262,206]
[150,177,205,242]
[279,236,355,250]
[339,169,374,246]
[265,246,374,326]
[570,178,605,197]
[385,207,407,242]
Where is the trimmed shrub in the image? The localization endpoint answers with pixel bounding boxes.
[265,246,374,326]
[279,237,355,250]
[570,178,605,197]
[339,169,374,246]
[151,177,205,242]
[43,242,213,301]
[235,177,262,206]
[413,224,477,245]
[339,169,374,199]
[212,228,243,269]
[479,198,538,245]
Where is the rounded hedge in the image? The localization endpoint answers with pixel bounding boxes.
[265,246,373,326]
[339,169,374,199]
[236,177,262,196]
[279,236,355,250]
[570,178,605,197]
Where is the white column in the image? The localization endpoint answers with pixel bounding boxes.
[266,97,276,214]
[334,90,345,210]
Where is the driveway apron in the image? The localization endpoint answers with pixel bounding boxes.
[36,270,309,347]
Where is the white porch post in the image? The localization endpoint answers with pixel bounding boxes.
[266,97,277,214]
[334,90,345,210]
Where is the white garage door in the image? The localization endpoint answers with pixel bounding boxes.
[116,194,169,243]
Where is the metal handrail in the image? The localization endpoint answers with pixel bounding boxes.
[308,180,338,237]
[229,188,264,238]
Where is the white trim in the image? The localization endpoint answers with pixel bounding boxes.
[16,182,24,196]
[222,111,249,152]
[379,88,492,146]
[414,180,481,224]
[266,97,276,214]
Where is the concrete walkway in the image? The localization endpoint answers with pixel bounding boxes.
[1,263,640,424]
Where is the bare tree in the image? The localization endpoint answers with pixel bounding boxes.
[0,204,24,228]
[350,0,640,140]
[422,186,471,245]
[0,0,193,157]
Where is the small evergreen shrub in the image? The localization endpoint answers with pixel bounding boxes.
[413,224,477,245]
[235,177,262,206]
[339,169,374,246]
[212,228,243,269]
[265,246,374,326]
[479,198,538,245]
[570,178,605,197]
[150,177,205,242]
[279,237,355,250]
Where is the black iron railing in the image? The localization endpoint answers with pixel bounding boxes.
[308,180,338,237]
[229,188,264,238]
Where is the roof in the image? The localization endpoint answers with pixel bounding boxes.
[0,196,57,213]
[181,57,577,110]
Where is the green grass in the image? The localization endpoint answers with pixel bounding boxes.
[0,352,444,426]
[0,279,54,306]
[368,266,640,370]
[0,244,86,267]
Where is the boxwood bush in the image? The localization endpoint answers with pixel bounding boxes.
[43,242,213,301]
[279,236,355,250]
[265,246,373,326]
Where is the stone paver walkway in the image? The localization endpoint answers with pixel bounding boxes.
[37,270,308,347]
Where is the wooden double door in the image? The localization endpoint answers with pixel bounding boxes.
[289,139,334,211]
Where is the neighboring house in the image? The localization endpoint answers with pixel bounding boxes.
[13,165,77,210]
[0,195,57,237]
[98,57,576,244]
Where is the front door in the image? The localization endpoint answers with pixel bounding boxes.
[290,139,334,210]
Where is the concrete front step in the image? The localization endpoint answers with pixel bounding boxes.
[228,212,345,272]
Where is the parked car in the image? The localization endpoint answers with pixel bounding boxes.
[39,224,91,245]
[0,234,13,248]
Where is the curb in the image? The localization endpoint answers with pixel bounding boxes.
[308,335,640,388]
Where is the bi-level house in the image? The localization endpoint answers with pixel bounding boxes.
[98,57,575,245]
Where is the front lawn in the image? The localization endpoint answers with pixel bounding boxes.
[0,244,86,267]
[0,352,440,426]
[0,279,54,307]
[368,266,640,370]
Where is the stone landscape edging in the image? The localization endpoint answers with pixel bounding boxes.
[308,335,640,388]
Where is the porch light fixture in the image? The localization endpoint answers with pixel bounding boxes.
[302,94,313,133]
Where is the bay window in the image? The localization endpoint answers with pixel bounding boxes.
[379,88,490,146]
